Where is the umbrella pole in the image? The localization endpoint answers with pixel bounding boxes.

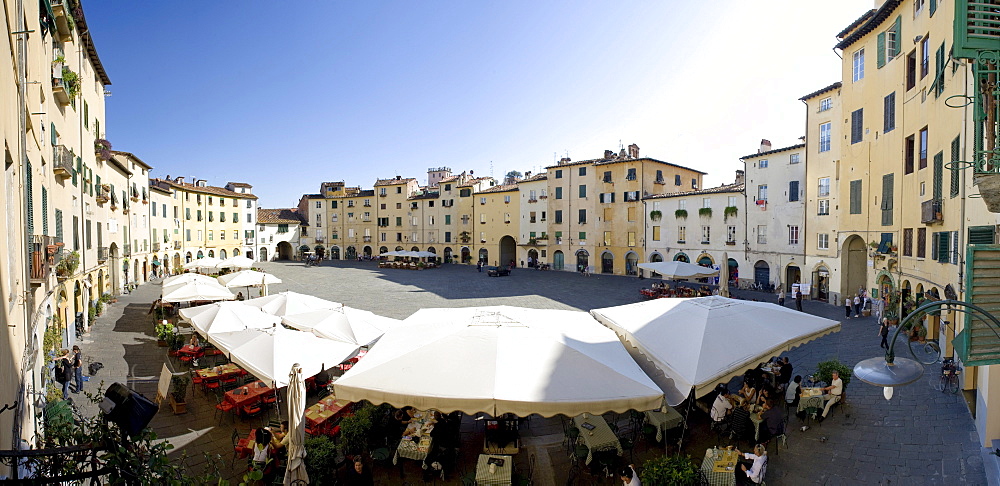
[676,387,696,454]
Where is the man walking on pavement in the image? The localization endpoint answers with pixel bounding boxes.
[795,288,803,311]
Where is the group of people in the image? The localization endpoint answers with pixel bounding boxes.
[52,345,84,399]
[844,289,871,319]
[775,288,804,311]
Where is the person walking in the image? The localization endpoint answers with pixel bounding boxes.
[794,288,803,311]
[875,296,886,322]
[72,345,84,393]
[777,289,785,307]
[844,296,853,319]
[878,318,890,349]
[853,294,862,318]
[477,261,482,273]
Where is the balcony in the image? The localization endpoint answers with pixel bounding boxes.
[51,69,72,105]
[152,242,160,253]
[654,178,666,184]
[245,238,255,245]
[52,145,73,178]
[29,235,53,284]
[315,237,325,244]
[528,199,538,203]
[51,0,73,41]
[123,244,132,257]
[95,185,110,204]
[921,199,943,224]
[97,246,109,262]
[173,241,181,250]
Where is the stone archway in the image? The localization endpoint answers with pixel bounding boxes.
[625,252,638,276]
[220,249,228,260]
[753,260,770,287]
[315,245,326,259]
[499,236,516,268]
[208,250,215,258]
[673,252,689,263]
[197,250,204,259]
[276,242,293,260]
[330,246,341,260]
[345,246,356,260]
[728,258,739,285]
[553,250,565,270]
[444,247,453,263]
[600,251,614,274]
[245,250,253,260]
[785,264,801,291]
[575,250,589,272]
[841,235,867,303]
[812,265,830,302]
[363,246,372,258]
[527,249,539,268]
[478,248,489,264]
[461,247,471,264]
[260,247,268,261]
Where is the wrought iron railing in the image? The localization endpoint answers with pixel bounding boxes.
[0,442,110,482]
[52,145,73,177]
[29,235,52,282]
[97,246,109,263]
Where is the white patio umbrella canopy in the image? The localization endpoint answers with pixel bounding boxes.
[284,364,309,485]
[334,306,663,417]
[179,301,281,336]
[162,273,218,288]
[217,270,283,288]
[637,261,719,279]
[591,296,841,405]
[161,280,235,303]
[216,256,256,270]
[282,308,398,346]
[183,257,223,271]
[243,291,341,317]
[210,326,359,388]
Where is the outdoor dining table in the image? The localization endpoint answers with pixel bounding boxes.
[475,454,513,486]
[573,415,623,465]
[178,344,203,357]
[798,387,826,416]
[194,363,242,380]
[701,447,738,486]
[645,407,684,442]
[304,395,351,435]
[225,381,273,410]
[393,410,435,465]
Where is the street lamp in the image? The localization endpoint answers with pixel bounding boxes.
[853,299,1000,399]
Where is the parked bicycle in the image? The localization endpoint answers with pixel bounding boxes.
[939,357,961,394]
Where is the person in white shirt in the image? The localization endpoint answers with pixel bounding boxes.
[785,375,801,405]
[735,444,767,484]
[711,390,734,423]
[817,371,844,422]
[619,464,641,486]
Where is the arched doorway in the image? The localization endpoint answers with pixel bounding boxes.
[142,260,147,282]
[185,252,193,263]
[220,249,228,260]
[811,265,830,301]
[728,258,739,284]
[901,280,913,317]
[298,245,310,259]
[461,247,471,264]
[426,247,436,263]
[411,246,419,252]
[363,246,372,258]
[330,246,341,260]
[697,255,714,267]
[378,246,388,257]
[276,242,292,260]
[785,265,801,291]
[345,246,356,260]
[315,245,326,259]
[553,250,565,270]
[133,259,139,284]
[233,249,241,257]
[499,236,516,268]
[208,250,215,258]
[172,253,181,274]
[245,250,253,260]
[600,251,614,274]
[72,282,82,346]
[625,252,638,276]
[841,235,867,304]
[479,248,489,264]
[673,252,689,263]
[754,260,770,287]
[444,247,453,263]
[575,250,589,272]
[649,253,663,263]
[527,249,539,268]
[197,250,204,259]
[260,248,268,261]
[97,270,105,298]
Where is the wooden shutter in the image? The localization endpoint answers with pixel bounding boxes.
[969,226,996,245]
[893,16,901,56]
[903,228,913,256]
[850,180,862,214]
[934,43,946,97]
[937,232,951,262]
[881,174,894,226]
[789,181,799,201]
[50,122,56,145]
[55,209,63,244]
[42,186,48,235]
[951,136,961,197]
[851,109,863,143]
[933,152,944,201]
[917,228,927,258]
[877,32,886,68]
[930,0,937,16]
[884,92,895,132]
[958,245,1000,365]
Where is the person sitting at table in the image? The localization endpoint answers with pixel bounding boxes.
[344,458,374,486]
[785,375,802,408]
[711,386,734,424]
[619,464,641,486]
[236,291,245,301]
[734,444,767,485]
[188,333,200,347]
[269,420,289,452]
[737,381,757,407]
[251,428,275,480]
[816,371,844,423]
[757,399,785,444]
[777,358,793,391]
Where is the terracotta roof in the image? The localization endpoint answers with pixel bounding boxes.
[156,178,259,199]
[227,182,253,188]
[110,151,151,170]
[359,189,375,197]
[739,143,806,160]
[836,1,901,50]
[545,157,707,175]
[479,184,519,194]
[799,82,842,101]
[837,8,877,38]
[521,173,548,182]
[644,182,745,200]
[439,175,461,183]
[457,177,494,188]
[258,208,302,224]
[409,191,439,200]
[374,177,416,186]
[149,183,171,195]
[75,4,112,85]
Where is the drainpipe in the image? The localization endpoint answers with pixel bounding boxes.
[13,0,32,454]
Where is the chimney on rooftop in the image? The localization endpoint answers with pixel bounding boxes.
[396,175,402,180]
[604,150,615,159]
[759,139,772,154]
[735,170,745,185]
[175,176,185,184]
[628,143,639,159]
[559,157,571,165]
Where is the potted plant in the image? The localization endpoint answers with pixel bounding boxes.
[155,321,174,347]
[167,333,185,356]
[640,455,701,486]
[698,207,713,217]
[724,206,739,221]
[55,251,80,277]
[674,209,688,219]
[169,375,189,414]
[649,210,662,221]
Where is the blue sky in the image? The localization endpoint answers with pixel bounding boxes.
[85,0,873,208]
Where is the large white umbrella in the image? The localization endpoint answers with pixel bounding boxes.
[179,301,281,336]
[210,326,359,388]
[218,270,283,288]
[161,280,235,303]
[183,257,223,271]
[162,273,218,288]
[216,256,256,270]
[637,261,719,280]
[284,364,309,485]
[244,291,341,317]
[334,306,663,417]
[591,296,841,406]
[282,308,398,346]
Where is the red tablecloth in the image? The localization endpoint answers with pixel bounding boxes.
[304,396,351,435]
[225,381,273,409]
[178,345,203,357]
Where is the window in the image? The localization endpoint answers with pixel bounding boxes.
[969,225,997,245]
[757,185,768,202]
[819,97,832,112]
[674,174,681,186]
[881,174,894,226]
[246,200,252,208]
[759,159,768,168]
[626,168,637,181]
[851,109,863,144]
[541,211,546,221]
[603,171,612,183]
[578,185,586,198]
[208,231,213,241]
[186,229,191,241]
[790,154,800,164]
[788,225,799,245]
[445,215,451,225]
[884,92,896,132]
[278,224,289,233]
[819,123,832,152]
[789,181,800,202]
[652,226,661,241]
[678,200,687,210]
[233,212,238,222]
[757,225,767,244]
[727,196,737,207]
[677,226,686,243]
[951,136,961,197]
[233,230,238,239]
[603,232,612,246]
[627,207,636,222]
[555,170,562,179]
[903,228,913,256]
[655,170,663,182]
[818,233,829,250]
[555,187,563,199]
[220,231,225,240]
[579,167,586,176]
[692,178,698,189]
[554,210,563,224]
[197,210,203,221]
[395,217,402,226]
[504,195,510,203]
[906,50,917,90]
[905,134,916,174]
[818,199,830,215]
[578,209,587,224]
[445,231,451,242]
[727,225,737,243]
[316,201,321,208]
[852,48,865,82]
[702,198,711,208]
[817,177,831,197]
[247,213,252,223]
[396,187,402,194]
[920,36,930,79]
[919,127,928,169]
[624,191,639,202]
[578,232,586,241]
[480,197,486,205]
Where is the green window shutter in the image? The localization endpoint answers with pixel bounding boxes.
[26,161,33,238]
[42,186,48,235]
[930,0,937,16]
[54,209,63,244]
[877,32,886,68]
[933,151,944,200]
[893,16,901,56]
[936,232,950,262]
[50,122,56,146]
[881,174,894,226]
[850,180,862,214]
[969,226,996,245]
[934,43,945,97]
[951,136,961,197]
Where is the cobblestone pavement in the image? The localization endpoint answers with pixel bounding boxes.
[76,260,986,484]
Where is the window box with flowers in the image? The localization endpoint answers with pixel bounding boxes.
[675,209,688,219]
[724,206,738,221]
[649,210,662,221]
[698,207,712,218]
[94,139,112,161]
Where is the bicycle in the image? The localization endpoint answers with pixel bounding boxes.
[939,358,961,394]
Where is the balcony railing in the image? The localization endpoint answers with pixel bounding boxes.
[29,235,52,283]
[95,185,110,204]
[174,241,181,250]
[363,236,372,242]
[51,72,71,105]
[315,237,325,244]
[921,199,943,224]
[53,145,73,178]
[97,246,108,263]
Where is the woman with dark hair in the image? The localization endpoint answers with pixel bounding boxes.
[344,458,374,486]
[251,428,274,481]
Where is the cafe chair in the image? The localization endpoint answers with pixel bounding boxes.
[203,377,221,392]
[261,390,278,406]
[514,453,535,486]
[215,396,235,425]
[243,402,264,417]
[232,429,251,464]
[190,371,203,387]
